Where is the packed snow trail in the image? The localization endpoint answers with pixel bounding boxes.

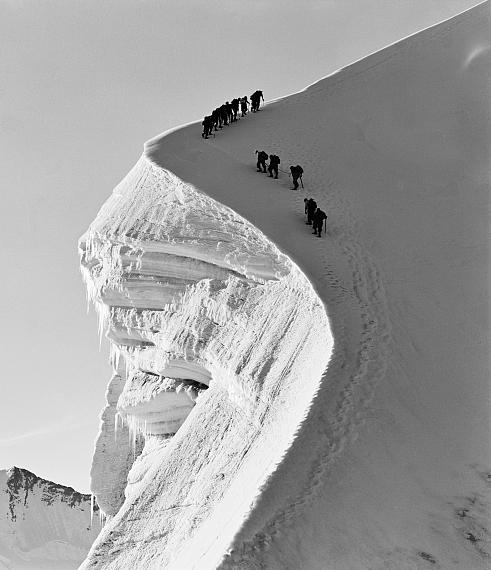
[81,2,490,569]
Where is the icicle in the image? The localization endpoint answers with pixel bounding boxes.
[126,414,138,457]
[95,303,109,349]
[119,413,148,459]
[110,344,118,374]
[114,412,120,441]
[86,286,90,315]
[90,493,94,528]
[96,305,104,348]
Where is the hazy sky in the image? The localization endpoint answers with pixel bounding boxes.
[0,0,479,492]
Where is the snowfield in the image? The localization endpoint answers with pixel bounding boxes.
[80,2,490,569]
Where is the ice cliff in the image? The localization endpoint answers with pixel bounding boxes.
[80,2,490,569]
[79,160,331,567]
[0,467,101,569]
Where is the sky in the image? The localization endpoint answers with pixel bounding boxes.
[0,0,480,493]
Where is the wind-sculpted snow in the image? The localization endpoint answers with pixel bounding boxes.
[79,158,332,568]
[81,2,490,568]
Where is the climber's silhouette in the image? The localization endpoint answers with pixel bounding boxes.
[306,198,317,225]
[256,150,268,173]
[251,90,264,112]
[312,208,327,237]
[290,165,304,190]
[202,115,213,139]
[231,98,240,122]
[241,96,249,117]
[268,154,280,179]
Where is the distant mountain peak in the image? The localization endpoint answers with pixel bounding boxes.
[3,466,96,521]
[0,466,102,568]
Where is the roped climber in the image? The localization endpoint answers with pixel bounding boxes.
[201,115,213,139]
[290,165,304,190]
[268,154,281,179]
[251,90,264,112]
[306,198,317,225]
[241,96,249,117]
[256,150,268,173]
[312,207,327,237]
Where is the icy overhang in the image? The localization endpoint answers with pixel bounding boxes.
[79,157,332,541]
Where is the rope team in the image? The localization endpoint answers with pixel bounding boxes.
[256,150,327,238]
[201,89,327,238]
[202,90,264,139]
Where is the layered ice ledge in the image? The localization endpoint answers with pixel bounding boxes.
[79,156,332,558]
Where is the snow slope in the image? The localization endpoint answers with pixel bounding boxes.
[80,2,490,568]
[0,467,101,569]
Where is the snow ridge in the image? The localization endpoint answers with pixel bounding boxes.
[81,1,490,568]
[79,158,332,568]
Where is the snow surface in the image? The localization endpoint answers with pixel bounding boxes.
[80,2,490,568]
[0,468,101,569]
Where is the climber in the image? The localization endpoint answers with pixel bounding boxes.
[220,104,229,126]
[290,165,304,190]
[214,107,223,129]
[225,101,233,124]
[241,96,249,117]
[268,154,281,179]
[306,198,317,225]
[201,115,213,139]
[312,207,327,237]
[211,108,220,130]
[256,150,268,173]
[231,98,240,121]
[251,90,264,112]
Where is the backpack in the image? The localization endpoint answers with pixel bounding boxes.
[296,165,303,174]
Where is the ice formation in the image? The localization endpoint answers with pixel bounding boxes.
[79,160,332,568]
[0,467,101,569]
[81,3,490,569]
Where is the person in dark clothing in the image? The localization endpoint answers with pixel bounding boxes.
[257,90,264,108]
[251,90,264,112]
[268,154,280,178]
[250,92,258,112]
[212,109,220,131]
[231,98,240,121]
[225,101,233,124]
[306,198,317,225]
[241,96,249,117]
[255,150,268,173]
[304,198,309,215]
[312,207,327,237]
[214,107,223,129]
[290,165,304,190]
[201,115,213,139]
[220,104,229,126]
